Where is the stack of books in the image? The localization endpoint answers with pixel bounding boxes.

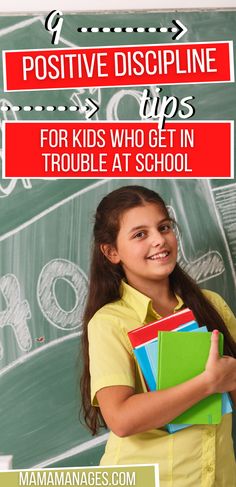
[128,308,232,433]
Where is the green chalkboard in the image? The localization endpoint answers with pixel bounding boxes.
[0,9,235,469]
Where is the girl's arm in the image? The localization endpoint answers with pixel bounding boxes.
[96,331,236,436]
[97,374,210,436]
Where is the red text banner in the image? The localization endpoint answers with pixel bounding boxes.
[2,121,233,179]
[2,41,234,91]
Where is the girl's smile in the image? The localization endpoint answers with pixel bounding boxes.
[146,250,170,261]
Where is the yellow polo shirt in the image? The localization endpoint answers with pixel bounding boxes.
[88,281,236,487]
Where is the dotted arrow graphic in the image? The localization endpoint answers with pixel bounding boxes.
[77,19,188,41]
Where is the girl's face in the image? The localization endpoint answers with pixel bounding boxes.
[105,203,178,290]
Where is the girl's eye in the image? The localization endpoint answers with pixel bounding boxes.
[159,223,173,233]
[133,231,146,239]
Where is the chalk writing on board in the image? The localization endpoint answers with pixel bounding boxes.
[169,206,225,283]
[0,260,87,358]
[213,183,236,271]
[37,259,88,330]
[70,87,142,120]
[0,274,32,358]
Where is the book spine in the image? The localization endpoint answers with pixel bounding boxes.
[157,331,163,391]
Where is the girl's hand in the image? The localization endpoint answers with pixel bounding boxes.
[204,330,236,394]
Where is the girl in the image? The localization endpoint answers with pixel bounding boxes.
[81,185,236,487]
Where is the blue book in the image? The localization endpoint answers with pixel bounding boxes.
[133,347,156,392]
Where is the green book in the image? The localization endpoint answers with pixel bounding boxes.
[157,331,223,424]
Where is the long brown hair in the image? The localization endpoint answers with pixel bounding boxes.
[80,185,236,435]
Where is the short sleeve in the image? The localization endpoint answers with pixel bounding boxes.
[88,312,135,406]
[203,290,236,342]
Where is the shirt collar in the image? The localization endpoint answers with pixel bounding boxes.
[120,280,184,323]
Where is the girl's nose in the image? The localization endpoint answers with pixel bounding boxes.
[151,230,166,247]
